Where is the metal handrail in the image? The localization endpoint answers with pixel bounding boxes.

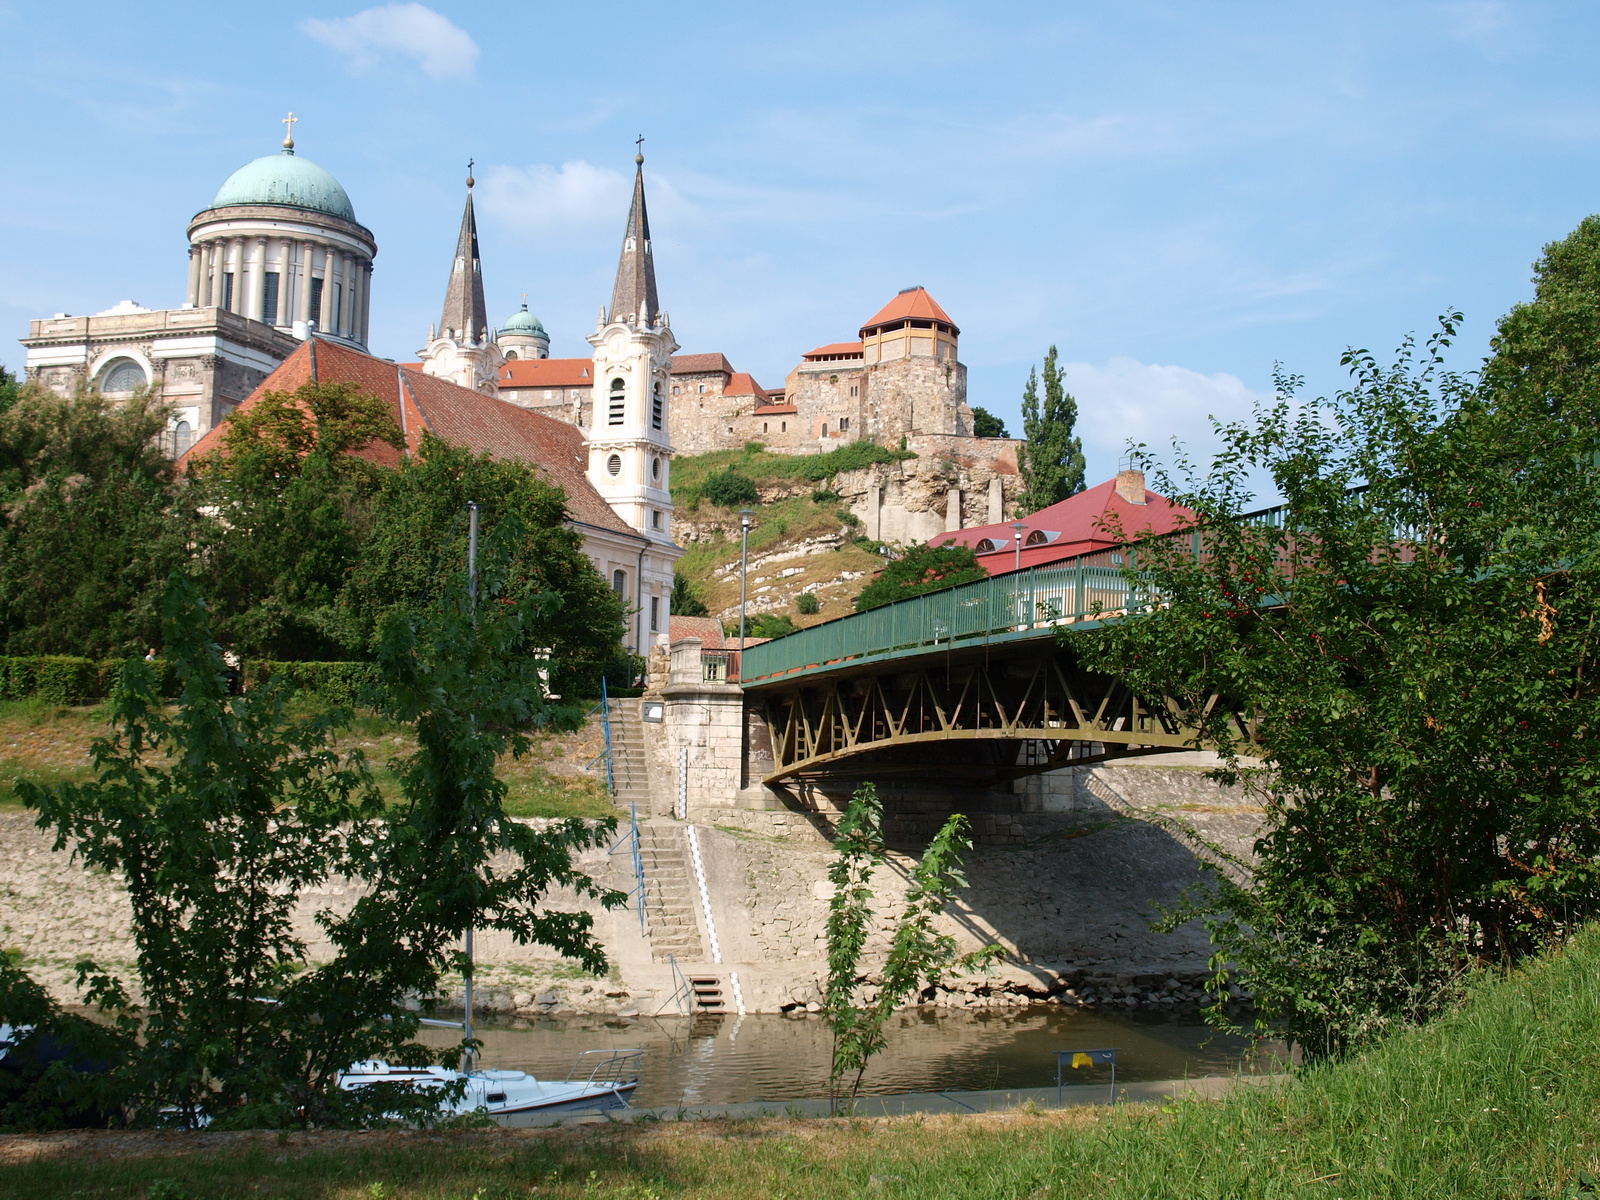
[655,955,694,1017]
[583,676,616,793]
[565,1048,644,1088]
[608,800,648,935]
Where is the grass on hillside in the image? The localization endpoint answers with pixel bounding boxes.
[0,696,614,820]
[9,928,1600,1196]
[669,440,915,510]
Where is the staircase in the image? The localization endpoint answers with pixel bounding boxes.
[688,974,726,1012]
[638,825,705,963]
[606,698,651,809]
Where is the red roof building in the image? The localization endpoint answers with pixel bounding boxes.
[937,470,1195,575]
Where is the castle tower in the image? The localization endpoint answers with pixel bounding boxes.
[418,165,503,394]
[586,149,678,546]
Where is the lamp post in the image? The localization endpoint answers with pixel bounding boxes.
[1012,521,1026,573]
[738,508,753,645]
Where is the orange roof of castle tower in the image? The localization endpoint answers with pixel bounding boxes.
[860,286,957,335]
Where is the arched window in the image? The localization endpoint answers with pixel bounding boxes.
[612,569,626,593]
[651,457,661,481]
[651,382,663,430]
[172,420,193,456]
[974,538,997,553]
[100,359,146,393]
[1025,530,1050,546]
[608,378,625,425]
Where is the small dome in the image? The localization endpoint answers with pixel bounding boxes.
[210,150,357,222]
[499,304,547,337]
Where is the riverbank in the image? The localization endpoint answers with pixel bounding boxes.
[6,926,1600,1198]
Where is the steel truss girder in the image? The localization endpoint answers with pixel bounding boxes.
[754,648,1241,785]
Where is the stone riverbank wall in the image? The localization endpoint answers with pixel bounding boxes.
[0,757,1261,1017]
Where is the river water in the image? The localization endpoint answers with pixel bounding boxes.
[421,1008,1281,1107]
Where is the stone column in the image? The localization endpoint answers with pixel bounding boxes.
[186,247,202,307]
[245,237,266,320]
[988,477,1004,524]
[298,241,315,325]
[359,261,373,345]
[946,487,963,532]
[198,243,213,307]
[277,238,293,325]
[317,247,334,332]
[341,253,355,337]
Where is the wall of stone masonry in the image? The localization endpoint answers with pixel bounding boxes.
[832,434,1024,544]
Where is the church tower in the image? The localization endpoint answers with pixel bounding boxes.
[586,149,678,545]
[418,165,503,394]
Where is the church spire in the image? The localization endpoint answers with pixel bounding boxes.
[440,162,489,343]
[608,143,659,326]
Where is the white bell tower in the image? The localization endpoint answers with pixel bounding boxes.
[586,149,677,543]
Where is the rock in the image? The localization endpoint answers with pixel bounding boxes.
[513,992,533,1008]
[603,987,629,998]
[805,1002,822,1013]
[537,990,561,1005]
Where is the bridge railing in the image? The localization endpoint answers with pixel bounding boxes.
[741,499,1297,687]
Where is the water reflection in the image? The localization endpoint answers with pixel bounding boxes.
[420,1008,1281,1107]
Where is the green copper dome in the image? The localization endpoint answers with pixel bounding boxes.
[499,304,547,336]
[210,150,357,222]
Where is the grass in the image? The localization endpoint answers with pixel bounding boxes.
[669,440,915,509]
[9,928,1600,1196]
[0,696,616,820]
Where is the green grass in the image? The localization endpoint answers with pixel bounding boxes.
[10,929,1600,1196]
[670,441,914,510]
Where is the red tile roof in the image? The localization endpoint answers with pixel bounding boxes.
[671,353,734,376]
[180,339,639,540]
[936,475,1194,575]
[669,616,725,648]
[752,403,797,415]
[803,341,865,360]
[860,287,957,335]
[500,358,593,388]
[723,371,768,400]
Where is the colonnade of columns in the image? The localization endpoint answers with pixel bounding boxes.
[186,237,371,344]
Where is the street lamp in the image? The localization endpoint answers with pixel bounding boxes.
[1012,522,1026,573]
[738,508,754,645]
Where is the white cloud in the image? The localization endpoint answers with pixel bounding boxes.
[1063,356,1273,474]
[477,160,631,237]
[301,4,478,80]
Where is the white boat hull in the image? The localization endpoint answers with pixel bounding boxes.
[338,1060,639,1118]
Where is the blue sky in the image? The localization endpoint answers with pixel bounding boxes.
[4,1,1599,491]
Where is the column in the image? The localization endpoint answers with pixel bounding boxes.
[207,241,223,308]
[245,237,266,320]
[362,261,373,345]
[298,241,315,324]
[186,247,202,307]
[198,243,213,307]
[278,238,294,326]
[317,247,334,332]
[336,253,350,337]
[227,238,243,312]
[351,256,367,345]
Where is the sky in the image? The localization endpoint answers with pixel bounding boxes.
[4,1,1599,493]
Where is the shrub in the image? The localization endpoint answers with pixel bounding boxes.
[0,656,101,704]
[854,543,988,612]
[796,592,820,615]
[702,469,759,508]
[247,661,380,707]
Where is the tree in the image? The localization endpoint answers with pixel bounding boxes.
[702,468,759,508]
[0,385,186,656]
[1080,302,1600,1057]
[342,435,627,700]
[185,380,404,660]
[854,543,987,612]
[670,570,708,617]
[1019,346,1086,513]
[822,783,999,1109]
[970,406,1009,438]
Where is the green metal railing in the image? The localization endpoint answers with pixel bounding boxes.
[740,500,1296,687]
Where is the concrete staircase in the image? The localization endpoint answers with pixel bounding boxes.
[605,698,651,809]
[638,824,705,963]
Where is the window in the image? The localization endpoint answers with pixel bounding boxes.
[651,509,662,530]
[840,417,849,432]
[698,384,707,394]
[850,386,858,397]
[650,595,660,632]
[672,385,679,396]
[222,272,235,312]
[612,569,626,593]
[171,419,193,456]
[762,422,768,433]
[608,378,625,425]
[308,276,323,321]
[821,422,828,436]
[606,453,622,476]
[544,390,554,399]
[101,359,146,393]
[651,457,661,480]
[1026,530,1050,546]
[974,538,998,553]
[262,271,280,324]
[781,421,786,432]
[651,382,662,430]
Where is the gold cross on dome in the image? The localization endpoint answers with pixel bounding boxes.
[281,111,298,147]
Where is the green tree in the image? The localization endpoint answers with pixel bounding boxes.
[854,543,987,612]
[342,435,626,700]
[186,380,404,660]
[1081,302,1600,1057]
[670,570,708,617]
[970,406,1009,438]
[1019,346,1086,513]
[0,385,185,656]
[702,468,759,508]
[822,782,999,1109]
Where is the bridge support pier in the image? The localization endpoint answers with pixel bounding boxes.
[662,638,768,814]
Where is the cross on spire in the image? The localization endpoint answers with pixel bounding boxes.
[281,111,298,151]
[466,158,475,189]
[635,133,644,164]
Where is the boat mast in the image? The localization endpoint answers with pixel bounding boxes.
[464,500,479,1071]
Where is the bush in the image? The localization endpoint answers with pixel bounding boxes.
[702,469,760,508]
[246,661,380,707]
[854,543,988,612]
[0,656,101,704]
[971,406,1009,438]
[796,592,820,615]
[730,613,798,640]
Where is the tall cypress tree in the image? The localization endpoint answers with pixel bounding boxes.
[1019,346,1086,514]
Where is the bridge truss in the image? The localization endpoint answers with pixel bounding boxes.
[749,644,1251,786]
